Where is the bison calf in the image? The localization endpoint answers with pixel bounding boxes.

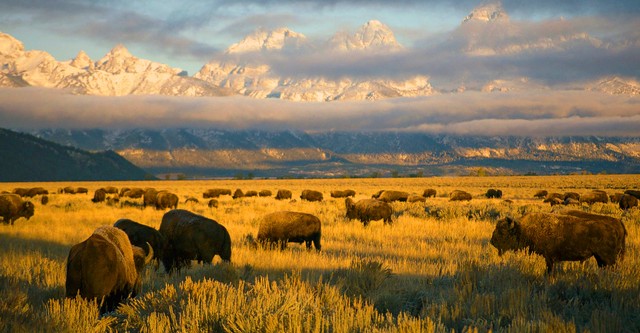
[345,198,392,227]
[490,211,626,273]
[257,211,321,250]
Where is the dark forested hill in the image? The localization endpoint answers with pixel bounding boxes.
[0,128,154,181]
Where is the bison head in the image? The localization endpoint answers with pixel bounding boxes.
[21,201,35,220]
[345,198,356,219]
[490,217,522,256]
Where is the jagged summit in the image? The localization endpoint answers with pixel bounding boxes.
[226,27,308,54]
[329,20,401,51]
[462,1,509,24]
[0,32,25,57]
[70,50,94,70]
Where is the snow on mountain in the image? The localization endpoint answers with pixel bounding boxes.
[227,27,309,54]
[328,20,401,52]
[588,77,640,95]
[462,1,509,24]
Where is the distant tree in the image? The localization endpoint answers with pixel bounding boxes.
[391,170,400,178]
[246,172,254,180]
[164,174,171,180]
[177,173,187,180]
[234,173,244,180]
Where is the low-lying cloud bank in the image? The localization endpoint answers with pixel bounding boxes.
[1,87,638,136]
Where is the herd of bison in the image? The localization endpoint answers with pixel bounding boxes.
[1,184,639,313]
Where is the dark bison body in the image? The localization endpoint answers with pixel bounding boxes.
[143,188,159,208]
[407,195,426,203]
[208,199,219,208]
[485,189,503,199]
[345,198,392,227]
[563,192,580,201]
[423,189,437,198]
[624,190,640,199]
[275,190,292,200]
[450,190,472,201]
[258,190,272,197]
[65,226,153,313]
[300,190,323,202]
[159,209,231,273]
[122,188,144,199]
[92,189,107,203]
[244,190,258,197]
[103,186,119,194]
[619,194,638,210]
[0,194,35,225]
[331,190,356,198]
[580,190,609,204]
[114,218,165,269]
[533,190,548,199]
[12,188,29,197]
[257,211,322,250]
[155,191,178,210]
[203,189,232,198]
[233,189,244,199]
[25,187,48,197]
[374,190,409,203]
[490,211,626,273]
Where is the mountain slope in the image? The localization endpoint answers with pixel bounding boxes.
[0,128,154,181]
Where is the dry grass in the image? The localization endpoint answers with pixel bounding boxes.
[1,175,639,332]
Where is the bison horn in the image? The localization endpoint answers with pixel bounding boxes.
[144,242,154,265]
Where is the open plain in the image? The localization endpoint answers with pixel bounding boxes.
[1,175,639,332]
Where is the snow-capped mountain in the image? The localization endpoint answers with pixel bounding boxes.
[0,32,230,97]
[195,20,434,101]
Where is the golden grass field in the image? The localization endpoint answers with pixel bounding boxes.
[1,175,639,332]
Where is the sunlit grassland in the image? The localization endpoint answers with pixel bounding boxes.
[1,175,639,332]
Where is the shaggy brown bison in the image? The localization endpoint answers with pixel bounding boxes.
[258,190,272,197]
[256,211,321,250]
[580,190,609,204]
[563,192,580,201]
[490,211,626,273]
[619,194,638,210]
[114,218,165,270]
[423,189,437,198]
[624,190,640,199]
[159,209,231,273]
[103,186,119,194]
[65,226,153,313]
[143,188,159,208]
[485,189,503,199]
[374,190,409,203]
[407,195,426,203]
[203,188,232,198]
[208,199,219,208]
[345,198,392,227]
[300,189,323,202]
[609,193,624,204]
[244,190,258,197]
[450,190,472,201]
[533,190,548,199]
[232,189,244,199]
[91,189,107,203]
[155,191,179,210]
[185,197,199,204]
[122,188,145,199]
[0,194,35,225]
[24,187,48,197]
[330,190,356,198]
[275,189,292,200]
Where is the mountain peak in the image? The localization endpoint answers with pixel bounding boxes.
[227,27,307,54]
[462,1,509,24]
[107,44,133,58]
[329,20,401,52]
[70,50,94,69]
[0,32,25,57]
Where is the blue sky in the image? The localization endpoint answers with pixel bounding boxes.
[2,0,638,75]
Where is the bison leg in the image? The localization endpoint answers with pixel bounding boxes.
[312,234,321,251]
[593,252,616,268]
[544,258,555,274]
[305,240,312,250]
[384,217,392,225]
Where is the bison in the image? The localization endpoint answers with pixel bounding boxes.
[122,188,144,199]
[490,211,626,273]
[256,211,321,250]
[91,189,107,203]
[407,195,426,203]
[374,190,409,203]
[244,190,258,197]
[275,189,292,200]
[232,189,244,199]
[580,190,609,204]
[203,188,232,198]
[185,197,199,204]
[159,209,231,273]
[450,190,472,201]
[619,194,638,211]
[65,226,153,313]
[330,190,356,198]
[208,199,219,208]
[143,188,159,208]
[114,218,165,270]
[25,187,48,198]
[12,188,29,197]
[258,190,272,197]
[155,191,178,210]
[485,189,503,199]
[103,186,119,194]
[563,192,580,201]
[423,189,437,198]
[300,189,323,202]
[533,190,548,199]
[624,190,640,199]
[0,194,35,225]
[345,198,392,227]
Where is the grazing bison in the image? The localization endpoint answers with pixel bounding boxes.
[103,186,119,194]
[114,218,165,270]
[12,188,29,197]
[257,211,321,250]
[143,188,159,208]
[65,226,153,313]
[533,190,548,199]
[486,189,503,199]
[300,190,323,202]
[41,195,49,205]
[62,186,76,194]
[244,190,258,197]
[609,193,624,204]
[122,188,144,199]
[490,211,626,273]
[258,190,272,197]
[275,190,292,200]
[450,190,472,201]
[208,199,219,208]
[423,189,437,198]
[407,195,426,203]
[92,189,107,203]
[580,190,609,204]
[543,197,563,206]
[563,192,580,201]
[155,191,179,210]
[0,194,35,225]
[619,194,638,211]
[375,190,409,203]
[345,198,392,227]
[624,190,640,199]
[25,187,48,197]
[203,188,232,198]
[232,189,244,199]
[159,209,231,272]
[185,197,199,204]
[330,190,356,198]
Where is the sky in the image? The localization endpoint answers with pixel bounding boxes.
[1,0,640,135]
